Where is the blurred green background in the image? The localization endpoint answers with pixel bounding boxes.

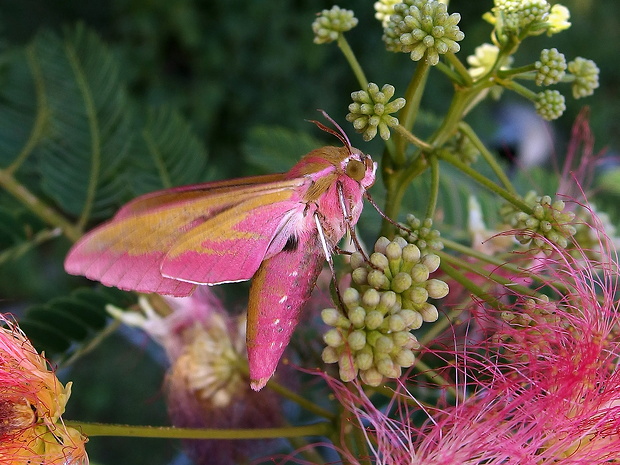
[1,1,618,464]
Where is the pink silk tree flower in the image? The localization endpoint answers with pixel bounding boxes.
[317,215,620,464]
[117,289,283,465]
[0,314,88,465]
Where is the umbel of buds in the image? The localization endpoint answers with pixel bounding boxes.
[501,191,577,253]
[382,0,465,66]
[322,236,449,386]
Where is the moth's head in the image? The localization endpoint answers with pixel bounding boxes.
[310,110,377,189]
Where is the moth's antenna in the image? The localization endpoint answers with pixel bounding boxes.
[308,109,353,154]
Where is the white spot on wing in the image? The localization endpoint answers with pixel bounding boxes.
[279,296,288,304]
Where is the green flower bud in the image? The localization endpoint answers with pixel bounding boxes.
[321,308,351,328]
[421,253,441,273]
[419,303,439,322]
[360,367,384,387]
[322,346,339,363]
[410,263,430,283]
[400,309,423,330]
[374,235,392,254]
[342,287,360,309]
[324,328,345,347]
[348,306,366,328]
[338,352,358,382]
[365,310,384,330]
[535,48,566,86]
[535,89,566,121]
[568,57,599,99]
[427,278,450,299]
[392,272,413,293]
[388,313,406,332]
[348,330,367,351]
[352,267,369,285]
[370,252,389,270]
[346,83,405,141]
[312,6,358,44]
[399,215,444,253]
[393,348,416,367]
[383,0,464,66]
[356,346,374,370]
[350,251,366,269]
[502,190,576,253]
[362,288,381,309]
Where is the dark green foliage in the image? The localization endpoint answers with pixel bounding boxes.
[18,286,136,356]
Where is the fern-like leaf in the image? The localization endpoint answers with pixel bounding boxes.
[32,24,133,222]
[19,286,136,358]
[129,105,209,196]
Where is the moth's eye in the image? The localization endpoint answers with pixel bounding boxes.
[346,159,366,181]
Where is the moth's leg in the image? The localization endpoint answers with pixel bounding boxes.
[337,182,369,261]
[314,212,346,311]
[364,191,413,235]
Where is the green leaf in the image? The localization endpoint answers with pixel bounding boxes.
[19,286,137,358]
[32,24,133,221]
[243,125,322,174]
[129,105,209,196]
[0,48,39,168]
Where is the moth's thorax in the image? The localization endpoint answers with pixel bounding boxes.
[288,146,376,204]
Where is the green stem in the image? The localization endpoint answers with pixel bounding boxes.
[436,150,533,213]
[263,377,336,420]
[65,41,101,232]
[436,250,539,299]
[6,45,49,175]
[66,421,332,439]
[458,122,516,194]
[235,360,335,420]
[438,258,504,311]
[425,155,440,219]
[337,34,368,90]
[496,63,536,79]
[443,51,473,87]
[395,60,431,163]
[0,169,81,242]
[393,124,433,151]
[441,237,570,295]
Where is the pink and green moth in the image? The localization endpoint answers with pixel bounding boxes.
[64,113,376,390]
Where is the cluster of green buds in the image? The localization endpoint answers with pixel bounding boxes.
[346,83,406,141]
[499,296,560,357]
[484,0,552,40]
[397,214,444,253]
[312,5,358,44]
[535,48,566,86]
[321,236,449,386]
[568,57,600,99]
[382,0,465,66]
[501,191,577,253]
[535,89,566,121]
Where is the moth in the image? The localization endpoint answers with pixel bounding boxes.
[65,113,377,390]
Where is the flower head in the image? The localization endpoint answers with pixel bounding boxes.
[383,0,464,66]
[322,212,620,463]
[535,48,566,86]
[546,4,571,35]
[321,236,448,386]
[568,57,600,99]
[534,89,566,121]
[0,314,88,465]
[467,43,513,80]
[346,83,406,141]
[490,0,551,37]
[501,191,576,253]
[113,290,282,464]
[312,6,358,44]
